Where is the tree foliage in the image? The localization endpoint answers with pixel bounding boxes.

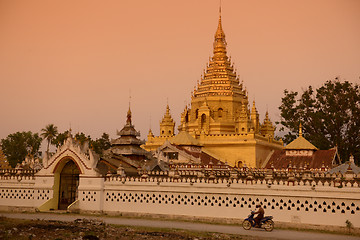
[52,131,111,156]
[277,79,360,164]
[74,132,93,147]
[0,148,11,169]
[91,133,111,156]
[1,131,42,168]
[52,131,70,148]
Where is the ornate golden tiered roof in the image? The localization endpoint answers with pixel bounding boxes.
[193,9,244,98]
[160,104,175,137]
[260,111,275,137]
[161,105,175,127]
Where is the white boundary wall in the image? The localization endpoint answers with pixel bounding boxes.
[1,175,360,228]
[80,177,360,228]
[0,176,53,210]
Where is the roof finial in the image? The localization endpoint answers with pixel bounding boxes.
[215,3,224,39]
[299,122,303,137]
[126,107,132,125]
[149,114,152,130]
[214,0,226,55]
[219,0,222,18]
[127,89,132,125]
[129,88,131,109]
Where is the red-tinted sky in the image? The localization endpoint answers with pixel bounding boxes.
[1,0,359,145]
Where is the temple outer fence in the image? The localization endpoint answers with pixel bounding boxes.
[1,168,360,228]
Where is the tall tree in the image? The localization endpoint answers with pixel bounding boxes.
[41,124,58,153]
[91,133,111,156]
[1,131,42,168]
[277,79,360,164]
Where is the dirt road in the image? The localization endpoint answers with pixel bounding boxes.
[1,212,359,240]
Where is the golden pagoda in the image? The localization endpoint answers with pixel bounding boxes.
[160,104,175,137]
[144,8,283,167]
[147,105,176,148]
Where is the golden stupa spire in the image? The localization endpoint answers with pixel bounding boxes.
[251,100,257,114]
[166,103,170,115]
[213,5,227,56]
[216,5,223,36]
[299,122,303,137]
[192,4,245,99]
[161,103,174,124]
[160,103,175,137]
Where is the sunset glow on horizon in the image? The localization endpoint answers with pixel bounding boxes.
[1,0,359,146]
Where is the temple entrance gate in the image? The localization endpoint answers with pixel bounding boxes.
[58,160,80,210]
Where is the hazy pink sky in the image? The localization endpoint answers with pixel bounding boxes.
[1,0,359,145]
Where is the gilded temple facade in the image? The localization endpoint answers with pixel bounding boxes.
[144,11,283,167]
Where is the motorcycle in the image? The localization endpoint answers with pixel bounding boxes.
[242,211,274,232]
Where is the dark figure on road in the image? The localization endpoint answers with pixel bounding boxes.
[254,204,264,227]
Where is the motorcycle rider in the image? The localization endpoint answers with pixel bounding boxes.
[254,204,264,227]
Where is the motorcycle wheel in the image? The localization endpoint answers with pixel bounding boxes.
[264,220,274,232]
[242,220,252,230]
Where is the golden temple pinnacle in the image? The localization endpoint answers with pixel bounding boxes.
[193,9,242,99]
[214,5,226,53]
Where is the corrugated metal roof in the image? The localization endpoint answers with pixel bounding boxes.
[328,161,360,174]
[265,148,336,169]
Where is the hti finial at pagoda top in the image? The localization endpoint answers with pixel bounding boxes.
[299,122,303,137]
[213,5,227,56]
[166,104,170,115]
[126,107,132,126]
[215,6,225,40]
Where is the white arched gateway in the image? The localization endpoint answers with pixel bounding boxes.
[35,133,102,211]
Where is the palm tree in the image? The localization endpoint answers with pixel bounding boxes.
[41,124,58,153]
